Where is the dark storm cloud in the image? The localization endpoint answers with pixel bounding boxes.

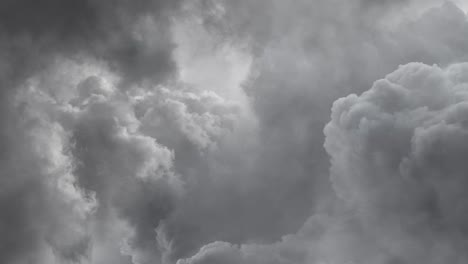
[2,0,468,264]
[323,61,468,263]
[175,2,468,264]
[0,0,182,88]
[0,1,188,263]
[0,83,97,263]
[0,0,96,37]
[157,2,468,263]
[0,51,241,263]
[178,55,468,264]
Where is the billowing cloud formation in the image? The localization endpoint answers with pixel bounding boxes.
[0,0,224,263]
[7,58,179,263]
[0,96,96,264]
[177,62,468,264]
[324,62,468,263]
[175,2,468,263]
[162,1,468,262]
[3,0,468,264]
[0,0,182,86]
[2,56,242,264]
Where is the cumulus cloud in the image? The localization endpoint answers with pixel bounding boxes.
[0,0,224,262]
[174,2,468,264]
[5,55,241,263]
[0,74,97,263]
[177,61,468,264]
[324,62,468,263]
[160,2,468,262]
[3,0,468,264]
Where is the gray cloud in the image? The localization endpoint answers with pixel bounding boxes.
[0,79,97,263]
[0,52,242,263]
[324,61,468,263]
[177,59,468,264]
[159,2,468,262]
[174,2,468,264]
[0,1,186,262]
[2,0,468,264]
[0,0,183,91]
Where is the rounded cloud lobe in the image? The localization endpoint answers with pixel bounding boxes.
[324,62,468,263]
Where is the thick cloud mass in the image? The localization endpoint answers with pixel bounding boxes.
[2,0,468,264]
[166,1,468,261]
[0,0,182,91]
[1,55,241,263]
[177,62,468,264]
[324,62,468,263]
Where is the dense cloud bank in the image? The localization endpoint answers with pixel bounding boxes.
[1,0,468,264]
[178,62,468,264]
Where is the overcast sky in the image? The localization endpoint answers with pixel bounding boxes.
[1,1,468,264]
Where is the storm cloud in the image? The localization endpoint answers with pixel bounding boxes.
[1,0,468,264]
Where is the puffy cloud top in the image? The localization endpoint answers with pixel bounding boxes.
[324,62,468,263]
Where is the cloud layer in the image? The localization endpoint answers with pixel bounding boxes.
[1,1,468,264]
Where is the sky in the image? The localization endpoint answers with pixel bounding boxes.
[454,0,468,11]
[1,1,468,264]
